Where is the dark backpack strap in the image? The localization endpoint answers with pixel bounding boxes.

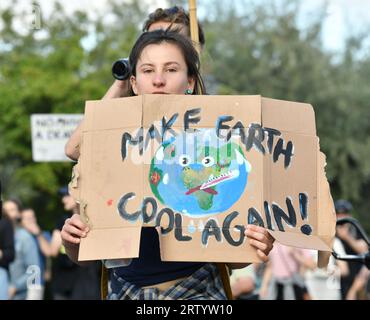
[216,263,233,300]
[101,263,108,300]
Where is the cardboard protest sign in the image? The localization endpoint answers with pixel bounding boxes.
[69,95,336,264]
[31,114,83,162]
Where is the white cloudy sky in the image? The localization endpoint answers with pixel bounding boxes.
[1,0,370,52]
[299,0,370,51]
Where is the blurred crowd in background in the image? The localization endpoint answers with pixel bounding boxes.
[0,188,100,300]
[0,192,369,300]
[230,200,370,301]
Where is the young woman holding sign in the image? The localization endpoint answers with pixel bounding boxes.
[61,30,274,300]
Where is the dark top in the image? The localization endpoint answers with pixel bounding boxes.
[112,227,205,288]
[51,216,79,294]
[51,215,100,299]
[338,229,364,299]
[0,217,15,270]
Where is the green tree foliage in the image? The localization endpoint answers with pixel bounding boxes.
[202,0,370,231]
[1,0,369,232]
[0,1,147,228]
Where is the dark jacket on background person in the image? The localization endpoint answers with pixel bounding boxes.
[0,217,15,270]
[339,235,364,299]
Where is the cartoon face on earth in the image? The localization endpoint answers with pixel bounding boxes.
[149,129,251,217]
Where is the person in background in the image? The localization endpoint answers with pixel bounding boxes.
[259,242,315,300]
[3,199,40,300]
[18,188,100,299]
[230,263,266,300]
[335,199,368,299]
[21,208,51,300]
[0,212,15,300]
[50,187,100,300]
[346,266,369,300]
[305,239,348,300]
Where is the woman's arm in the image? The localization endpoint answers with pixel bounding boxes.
[102,79,130,99]
[346,267,370,300]
[65,80,130,160]
[65,120,84,160]
[259,262,272,299]
[291,249,316,271]
[22,218,61,258]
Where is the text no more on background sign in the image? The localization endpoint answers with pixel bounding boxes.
[31,114,83,162]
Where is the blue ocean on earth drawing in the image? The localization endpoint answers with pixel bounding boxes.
[149,129,251,217]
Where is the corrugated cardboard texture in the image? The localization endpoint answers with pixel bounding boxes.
[72,95,335,264]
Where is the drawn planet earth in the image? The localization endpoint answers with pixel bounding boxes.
[149,129,251,217]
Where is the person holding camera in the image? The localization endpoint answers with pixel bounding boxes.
[110,6,206,98]
[65,6,205,161]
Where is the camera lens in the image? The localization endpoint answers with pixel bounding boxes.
[112,58,130,80]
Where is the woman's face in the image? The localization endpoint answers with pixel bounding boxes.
[130,42,195,95]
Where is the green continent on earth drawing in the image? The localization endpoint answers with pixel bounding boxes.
[149,130,251,216]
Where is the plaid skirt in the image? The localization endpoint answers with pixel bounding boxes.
[107,263,227,300]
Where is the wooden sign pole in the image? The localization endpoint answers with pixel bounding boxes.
[189,0,200,54]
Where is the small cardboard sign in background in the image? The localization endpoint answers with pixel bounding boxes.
[31,114,83,162]
[70,95,336,263]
